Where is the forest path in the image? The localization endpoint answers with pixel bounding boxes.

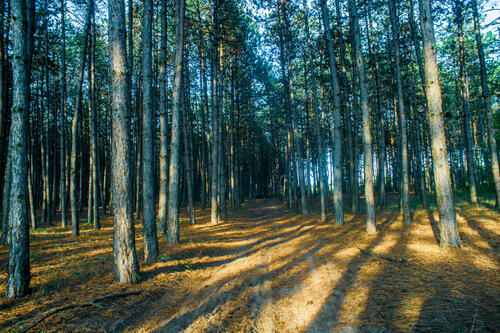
[1,197,499,332]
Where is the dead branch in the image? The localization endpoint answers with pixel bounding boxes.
[19,291,140,333]
[357,246,408,265]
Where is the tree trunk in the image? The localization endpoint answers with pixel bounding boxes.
[6,0,30,298]
[455,0,478,204]
[210,0,220,225]
[304,0,327,222]
[472,0,500,208]
[320,0,344,224]
[349,0,376,233]
[366,4,386,208]
[418,0,461,247]
[108,0,140,283]
[167,0,186,242]
[60,0,68,228]
[70,0,93,236]
[158,0,168,234]
[183,61,195,225]
[141,0,159,262]
[389,0,410,225]
[90,9,100,230]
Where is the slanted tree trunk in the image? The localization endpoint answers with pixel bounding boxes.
[303,0,326,221]
[141,0,158,262]
[389,0,410,225]
[167,0,186,242]
[349,0,376,233]
[472,0,500,208]
[418,0,461,247]
[320,0,344,224]
[70,0,93,236]
[6,0,30,298]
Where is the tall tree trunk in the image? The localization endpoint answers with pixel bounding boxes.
[472,0,500,208]
[6,0,30,298]
[320,0,344,224]
[108,0,140,283]
[389,0,410,225]
[183,61,195,225]
[418,0,461,247]
[141,0,159,262]
[455,0,478,204]
[60,0,68,228]
[167,0,186,242]
[349,0,376,233]
[366,4,386,208]
[158,0,168,234]
[210,0,220,224]
[70,0,93,236]
[90,9,100,230]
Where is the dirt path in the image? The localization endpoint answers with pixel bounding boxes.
[1,198,499,332]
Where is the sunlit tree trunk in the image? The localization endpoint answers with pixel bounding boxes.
[210,0,221,224]
[349,0,376,233]
[418,0,461,247]
[319,0,344,224]
[108,0,140,282]
[167,0,186,241]
[472,0,500,208]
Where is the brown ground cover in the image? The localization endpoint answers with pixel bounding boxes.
[1,196,499,332]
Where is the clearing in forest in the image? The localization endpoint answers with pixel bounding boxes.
[1,197,499,332]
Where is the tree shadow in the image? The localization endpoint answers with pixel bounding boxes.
[425,208,441,246]
[305,214,400,332]
[458,209,499,253]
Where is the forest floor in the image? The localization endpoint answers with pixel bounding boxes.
[1,195,499,332]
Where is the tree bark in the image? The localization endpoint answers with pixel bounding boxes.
[472,0,500,208]
[6,0,30,298]
[320,0,344,224]
[455,0,478,204]
[108,0,140,283]
[141,0,159,262]
[167,0,186,242]
[210,0,220,224]
[389,0,410,225]
[303,0,325,219]
[349,0,376,233]
[158,0,168,234]
[418,0,461,247]
[70,0,93,236]
[60,0,68,228]
[90,8,100,230]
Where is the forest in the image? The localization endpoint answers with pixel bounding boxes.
[0,0,499,331]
